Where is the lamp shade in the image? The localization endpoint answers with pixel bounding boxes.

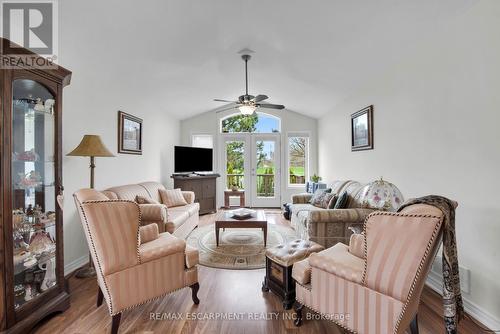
[239,105,256,115]
[357,178,403,211]
[67,135,114,157]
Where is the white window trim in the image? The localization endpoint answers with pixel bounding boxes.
[191,133,214,148]
[286,131,310,189]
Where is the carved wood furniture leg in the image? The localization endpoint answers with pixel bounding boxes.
[111,313,121,334]
[97,287,104,307]
[294,302,303,326]
[215,225,220,247]
[410,314,419,334]
[263,226,267,247]
[190,282,200,305]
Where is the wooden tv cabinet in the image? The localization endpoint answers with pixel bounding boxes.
[171,174,220,214]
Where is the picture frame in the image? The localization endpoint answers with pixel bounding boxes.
[351,105,373,151]
[118,111,143,155]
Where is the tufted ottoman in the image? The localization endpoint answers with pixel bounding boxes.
[262,239,324,309]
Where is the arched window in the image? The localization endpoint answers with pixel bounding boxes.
[221,112,281,133]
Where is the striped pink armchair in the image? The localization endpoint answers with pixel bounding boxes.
[292,203,445,334]
[74,189,200,334]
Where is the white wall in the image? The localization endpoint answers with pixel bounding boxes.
[317,1,500,328]
[59,4,180,273]
[180,108,318,207]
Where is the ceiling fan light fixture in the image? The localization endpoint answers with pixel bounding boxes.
[239,104,256,115]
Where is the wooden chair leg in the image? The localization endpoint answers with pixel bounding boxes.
[97,287,104,307]
[410,314,419,334]
[294,302,303,327]
[111,313,121,334]
[190,282,200,305]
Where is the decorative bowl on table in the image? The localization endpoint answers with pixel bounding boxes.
[230,208,256,219]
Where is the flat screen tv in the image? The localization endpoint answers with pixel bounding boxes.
[174,146,213,173]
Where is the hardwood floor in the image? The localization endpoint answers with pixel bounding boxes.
[33,211,489,334]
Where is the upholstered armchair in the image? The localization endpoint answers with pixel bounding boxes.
[74,189,200,334]
[292,203,446,334]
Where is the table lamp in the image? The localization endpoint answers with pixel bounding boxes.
[67,134,114,278]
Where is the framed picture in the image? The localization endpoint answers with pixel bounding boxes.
[118,111,142,154]
[351,105,373,151]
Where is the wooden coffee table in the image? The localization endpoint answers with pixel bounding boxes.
[215,210,267,247]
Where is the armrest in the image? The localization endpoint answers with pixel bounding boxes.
[139,224,159,244]
[292,193,312,204]
[182,191,195,204]
[139,204,167,222]
[307,208,375,224]
[185,244,199,268]
[348,233,365,259]
[292,258,312,285]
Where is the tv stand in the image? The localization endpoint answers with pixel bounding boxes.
[171,174,220,214]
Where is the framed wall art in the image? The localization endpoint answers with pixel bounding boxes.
[351,105,373,151]
[118,111,143,154]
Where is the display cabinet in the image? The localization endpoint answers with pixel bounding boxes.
[1,38,72,333]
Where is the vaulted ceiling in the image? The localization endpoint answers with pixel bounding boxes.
[60,0,476,119]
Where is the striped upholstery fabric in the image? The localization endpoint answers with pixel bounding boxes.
[139,204,167,223]
[106,184,151,201]
[295,203,446,334]
[291,193,313,204]
[139,224,159,244]
[296,268,404,334]
[364,212,443,302]
[160,188,188,207]
[349,233,365,259]
[309,243,364,284]
[80,200,140,275]
[139,233,186,263]
[292,258,312,285]
[185,245,199,268]
[73,188,199,316]
[182,191,195,204]
[139,181,167,203]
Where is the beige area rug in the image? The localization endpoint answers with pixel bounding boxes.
[186,223,297,270]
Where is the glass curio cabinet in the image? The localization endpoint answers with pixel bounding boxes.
[1,38,72,333]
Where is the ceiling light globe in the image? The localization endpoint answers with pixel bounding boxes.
[239,105,256,115]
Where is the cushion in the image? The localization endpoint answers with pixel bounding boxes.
[168,203,200,216]
[319,193,337,209]
[136,195,159,205]
[138,232,186,263]
[159,188,188,207]
[308,243,365,284]
[309,188,331,207]
[334,190,349,209]
[266,239,324,267]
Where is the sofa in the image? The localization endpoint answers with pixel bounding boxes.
[290,180,376,248]
[101,181,199,239]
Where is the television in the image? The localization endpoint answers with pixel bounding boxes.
[174,146,213,173]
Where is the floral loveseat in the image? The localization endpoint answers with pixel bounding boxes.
[290,180,376,248]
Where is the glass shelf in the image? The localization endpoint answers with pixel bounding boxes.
[11,79,58,310]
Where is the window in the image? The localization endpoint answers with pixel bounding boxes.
[192,134,213,148]
[221,112,280,133]
[288,135,308,186]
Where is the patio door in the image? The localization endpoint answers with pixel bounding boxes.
[222,134,280,207]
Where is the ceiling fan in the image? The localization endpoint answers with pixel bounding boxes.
[214,53,285,115]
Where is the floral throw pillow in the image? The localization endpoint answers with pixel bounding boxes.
[310,189,331,208]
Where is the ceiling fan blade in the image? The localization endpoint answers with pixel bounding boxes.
[252,95,268,102]
[215,106,238,113]
[256,103,285,110]
[214,99,238,103]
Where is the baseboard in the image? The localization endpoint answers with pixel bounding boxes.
[64,255,89,277]
[426,272,500,331]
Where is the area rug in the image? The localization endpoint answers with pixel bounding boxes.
[186,223,297,270]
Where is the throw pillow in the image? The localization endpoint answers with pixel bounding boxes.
[334,190,349,209]
[318,193,337,209]
[159,188,188,207]
[135,195,159,205]
[327,194,338,209]
[309,189,328,206]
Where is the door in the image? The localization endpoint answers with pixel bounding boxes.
[222,134,280,207]
[251,134,280,207]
